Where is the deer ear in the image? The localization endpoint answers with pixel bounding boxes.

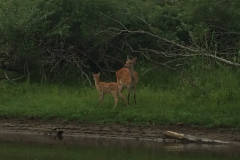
[98,72,100,76]
[127,55,130,60]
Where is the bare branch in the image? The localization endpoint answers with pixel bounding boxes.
[4,72,16,85]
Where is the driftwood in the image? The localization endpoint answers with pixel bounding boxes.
[163,131,230,145]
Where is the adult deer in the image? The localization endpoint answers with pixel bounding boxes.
[116,57,138,105]
[92,72,129,108]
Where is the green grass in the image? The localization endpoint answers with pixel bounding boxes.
[0,80,240,128]
[1,63,240,128]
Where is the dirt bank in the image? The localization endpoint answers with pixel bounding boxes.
[0,118,240,143]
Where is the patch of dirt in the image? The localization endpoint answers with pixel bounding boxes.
[0,118,240,143]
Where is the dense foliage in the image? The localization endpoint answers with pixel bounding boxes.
[1,0,240,83]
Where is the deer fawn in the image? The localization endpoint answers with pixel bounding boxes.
[92,72,129,108]
[116,57,138,105]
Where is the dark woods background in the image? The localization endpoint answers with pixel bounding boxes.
[1,0,240,85]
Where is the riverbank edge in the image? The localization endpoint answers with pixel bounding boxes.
[0,117,240,145]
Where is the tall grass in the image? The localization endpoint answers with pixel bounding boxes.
[1,62,240,128]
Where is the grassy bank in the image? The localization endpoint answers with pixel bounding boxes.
[1,65,240,128]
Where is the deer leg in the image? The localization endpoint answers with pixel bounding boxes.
[112,92,118,108]
[99,92,104,106]
[133,87,136,105]
[127,87,130,105]
[119,92,129,107]
[118,85,125,102]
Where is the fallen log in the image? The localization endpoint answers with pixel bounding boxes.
[163,131,230,145]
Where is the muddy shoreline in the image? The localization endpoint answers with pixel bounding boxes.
[0,118,240,143]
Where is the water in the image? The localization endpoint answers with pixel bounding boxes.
[0,132,239,160]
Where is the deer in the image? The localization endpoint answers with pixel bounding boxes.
[92,72,129,108]
[116,57,138,105]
